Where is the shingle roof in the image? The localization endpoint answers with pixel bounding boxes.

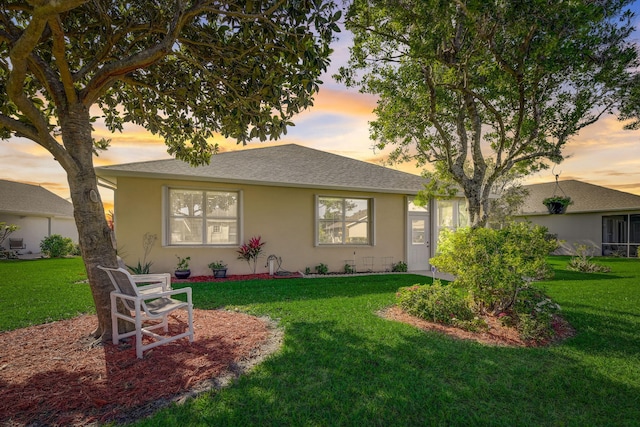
[96,144,426,194]
[520,179,640,215]
[0,179,74,218]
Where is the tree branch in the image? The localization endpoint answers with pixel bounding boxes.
[49,15,78,107]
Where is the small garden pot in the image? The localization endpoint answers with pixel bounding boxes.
[212,268,227,278]
[174,269,191,279]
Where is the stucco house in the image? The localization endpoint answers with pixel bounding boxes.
[0,179,78,254]
[518,179,640,257]
[96,144,454,276]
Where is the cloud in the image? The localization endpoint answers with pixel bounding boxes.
[309,88,377,117]
[608,182,640,193]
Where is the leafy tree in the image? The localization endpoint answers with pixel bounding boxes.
[0,0,340,342]
[339,0,640,226]
[0,222,19,248]
[486,167,529,229]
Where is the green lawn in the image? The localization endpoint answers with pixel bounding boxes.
[1,257,639,426]
[0,257,93,330]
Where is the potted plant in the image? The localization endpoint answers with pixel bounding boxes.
[174,255,191,279]
[542,196,572,214]
[208,260,228,278]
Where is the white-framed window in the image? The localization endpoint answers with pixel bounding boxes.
[435,198,469,241]
[316,196,373,245]
[166,188,240,246]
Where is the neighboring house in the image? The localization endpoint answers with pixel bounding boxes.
[97,144,452,275]
[0,179,78,253]
[517,180,640,257]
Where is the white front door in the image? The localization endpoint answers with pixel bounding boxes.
[407,200,430,271]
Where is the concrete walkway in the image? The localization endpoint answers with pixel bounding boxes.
[302,270,455,281]
[16,252,44,260]
[410,270,455,281]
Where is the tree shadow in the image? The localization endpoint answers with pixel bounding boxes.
[183,274,433,308]
[0,310,272,425]
[153,318,640,426]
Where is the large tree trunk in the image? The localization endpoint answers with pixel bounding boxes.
[462,183,490,228]
[61,104,118,341]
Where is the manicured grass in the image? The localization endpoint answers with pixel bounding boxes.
[0,257,93,330]
[2,257,640,425]
[136,257,640,427]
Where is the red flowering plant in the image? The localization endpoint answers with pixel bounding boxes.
[237,236,266,273]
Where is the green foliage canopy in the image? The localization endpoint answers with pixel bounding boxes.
[339,0,639,226]
[0,0,341,166]
[0,0,341,340]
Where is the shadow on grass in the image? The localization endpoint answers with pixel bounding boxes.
[557,302,640,356]
[140,318,640,427]
[181,274,432,308]
[549,269,621,281]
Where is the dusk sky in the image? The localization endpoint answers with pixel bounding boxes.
[1,10,640,211]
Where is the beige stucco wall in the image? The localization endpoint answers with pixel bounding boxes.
[114,177,409,276]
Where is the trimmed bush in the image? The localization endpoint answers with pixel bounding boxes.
[396,280,479,329]
[40,234,75,258]
[431,222,558,315]
[392,261,408,272]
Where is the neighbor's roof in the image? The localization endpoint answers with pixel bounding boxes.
[0,179,74,218]
[520,179,640,215]
[96,144,426,194]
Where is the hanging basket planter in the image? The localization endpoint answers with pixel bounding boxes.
[543,196,572,214]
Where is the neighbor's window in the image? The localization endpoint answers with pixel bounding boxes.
[317,196,372,245]
[167,188,239,245]
[602,214,640,257]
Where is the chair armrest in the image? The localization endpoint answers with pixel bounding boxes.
[134,286,192,302]
[110,290,141,303]
[131,273,172,291]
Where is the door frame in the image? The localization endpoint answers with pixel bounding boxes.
[406,198,431,271]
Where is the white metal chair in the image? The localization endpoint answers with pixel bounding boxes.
[116,256,172,293]
[98,266,194,359]
[131,272,172,294]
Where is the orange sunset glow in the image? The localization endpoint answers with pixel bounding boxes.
[1,26,639,208]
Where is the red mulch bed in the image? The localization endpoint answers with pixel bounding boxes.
[379,306,575,347]
[0,309,283,426]
[174,272,303,283]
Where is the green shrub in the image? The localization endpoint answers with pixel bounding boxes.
[391,261,407,272]
[512,286,561,342]
[567,244,611,273]
[127,260,153,274]
[315,263,328,274]
[396,280,477,328]
[70,243,82,256]
[40,234,75,258]
[431,222,558,314]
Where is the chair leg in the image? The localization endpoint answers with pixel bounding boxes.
[161,314,169,333]
[111,293,120,345]
[188,304,194,342]
[135,305,143,359]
